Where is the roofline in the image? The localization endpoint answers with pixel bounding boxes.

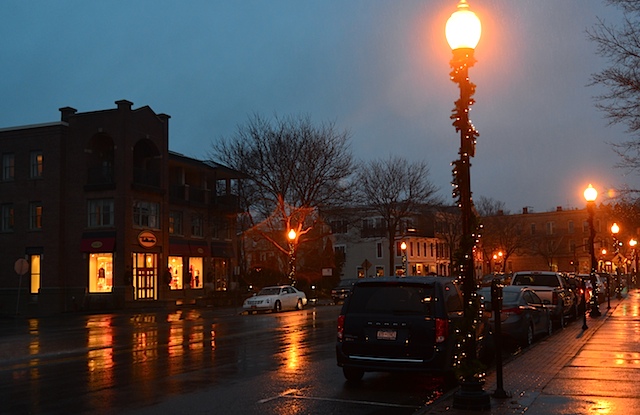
[0,121,67,132]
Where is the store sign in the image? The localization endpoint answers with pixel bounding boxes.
[138,231,157,248]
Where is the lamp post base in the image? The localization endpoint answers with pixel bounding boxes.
[453,381,491,410]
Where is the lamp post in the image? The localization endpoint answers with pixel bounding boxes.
[446,1,491,409]
[287,229,296,285]
[630,239,638,289]
[584,184,601,317]
[611,222,622,299]
[401,241,408,276]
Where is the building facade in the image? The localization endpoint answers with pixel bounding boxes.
[0,100,243,316]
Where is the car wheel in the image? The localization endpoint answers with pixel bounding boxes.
[523,323,534,347]
[296,298,303,310]
[343,367,364,381]
[273,301,282,313]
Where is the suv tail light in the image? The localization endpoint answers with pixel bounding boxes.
[435,318,448,343]
[337,315,345,341]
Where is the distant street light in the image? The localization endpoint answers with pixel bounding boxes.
[584,184,601,317]
[611,222,623,299]
[446,0,491,409]
[630,239,638,289]
[287,229,297,284]
[401,241,408,276]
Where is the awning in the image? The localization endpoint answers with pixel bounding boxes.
[190,242,210,257]
[81,236,116,252]
[169,239,191,256]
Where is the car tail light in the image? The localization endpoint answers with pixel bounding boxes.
[435,318,448,343]
[552,291,558,305]
[337,315,345,341]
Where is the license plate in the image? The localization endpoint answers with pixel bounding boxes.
[376,329,397,341]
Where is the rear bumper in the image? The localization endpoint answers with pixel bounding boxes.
[336,343,452,374]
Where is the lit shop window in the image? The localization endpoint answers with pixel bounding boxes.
[168,256,183,290]
[89,253,113,293]
[189,257,203,289]
[30,255,41,294]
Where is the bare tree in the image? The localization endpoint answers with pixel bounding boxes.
[209,113,353,279]
[355,156,439,274]
[588,1,640,177]
[477,196,528,274]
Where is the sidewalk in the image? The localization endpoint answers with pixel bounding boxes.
[418,288,640,414]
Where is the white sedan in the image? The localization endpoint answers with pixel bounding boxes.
[243,285,307,313]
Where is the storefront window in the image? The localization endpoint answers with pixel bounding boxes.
[168,256,183,290]
[189,257,203,289]
[89,253,113,293]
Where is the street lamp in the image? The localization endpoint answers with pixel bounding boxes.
[446,1,491,409]
[287,229,296,284]
[584,184,601,317]
[401,241,408,276]
[630,239,638,289]
[611,222,622,299]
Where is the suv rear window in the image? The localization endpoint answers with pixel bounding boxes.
[513,274,560,287]
[346,283,433,315]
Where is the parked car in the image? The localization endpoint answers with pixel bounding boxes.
[331,278,358,303]
[336,276,491,382]
[478,285,552,347]
[242,285,307,313]
[580,273,607,304]
[511,271,575,327]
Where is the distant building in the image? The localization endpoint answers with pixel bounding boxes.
[0,100,244,316]
[481,206,636,275]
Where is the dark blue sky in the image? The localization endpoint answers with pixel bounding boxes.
[1,1,633,212]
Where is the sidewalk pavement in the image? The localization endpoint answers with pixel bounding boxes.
[418,288,640,414]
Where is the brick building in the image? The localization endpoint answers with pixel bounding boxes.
[0,100,243,315]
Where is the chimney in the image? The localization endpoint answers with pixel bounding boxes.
[556,206,563,212]
[522,207,528,214]
[497,209,504,216]
[59,106,77,123]
[115,99,133,111]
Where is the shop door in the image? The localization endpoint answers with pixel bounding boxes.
[133,253,157,300]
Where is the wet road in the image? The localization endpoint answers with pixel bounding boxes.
[0,305,446,414]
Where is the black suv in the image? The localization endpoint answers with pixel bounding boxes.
[336,276,489,381]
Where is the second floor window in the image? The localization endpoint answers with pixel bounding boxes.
[169,211,183,235]
[133,201,159,229]
[30,202,43,230]
[30,151,43,178]
[568,220,574,234]
[88,199,114,228]
[546,221,554,235]
[2,153,14,181]
[1,204,14,231]
[191,215,203,237]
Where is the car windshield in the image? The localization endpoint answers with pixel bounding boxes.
[337,279,356,288]
[258,287,281,296]
[346,284,433,315]
[513,274,560,287]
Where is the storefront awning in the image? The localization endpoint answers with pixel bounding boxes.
[81,236,116,252]
[190,242,210,257]
[169,240,191,256]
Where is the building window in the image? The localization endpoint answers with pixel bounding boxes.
[89,253,113,293]
[330,220,348,234]
[168,256,184,290]
[133,201,160,229]
[376,242,382,258]
[30,202,42,230]
[30,254,41,294]
[189,258,203,289]
[88,199,114,228]
[169,211,183,235]
[191,215,203,237]
[546,222,554,235]
[2,153,14,181]
[30,151,43,178]
[530,223,536,235]
[1,204,14,232]
[376,266,384,277]
[583,220,589,233]
[568,220,574,234]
